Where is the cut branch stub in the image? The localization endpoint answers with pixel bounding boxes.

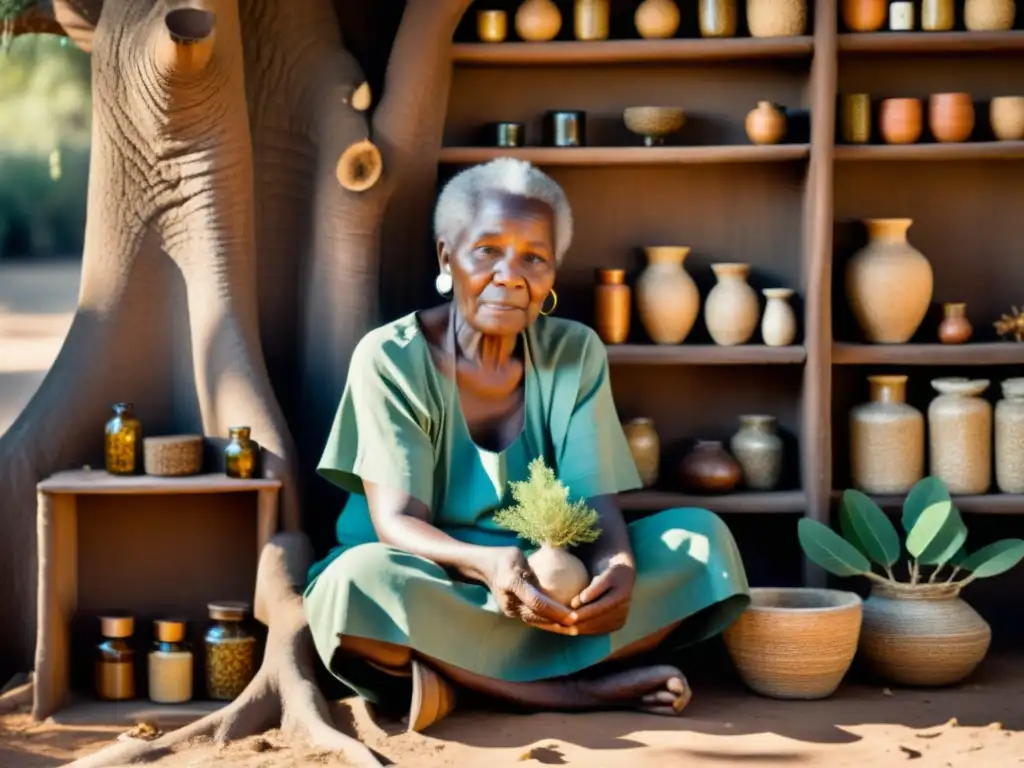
[350,82,372,112]
[156,7,217,77]
[336,138,383,192]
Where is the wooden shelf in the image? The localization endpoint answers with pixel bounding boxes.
[47,697,226,727]
[439,145,811,166]
[832,342,1024,366]
[451,37,814,65]
[835,142,1024,161]
[838,30,1024,54]
[607,344,806,365]
[619,490,806,513]
[831,491,1024,515]
[37,469,281,494]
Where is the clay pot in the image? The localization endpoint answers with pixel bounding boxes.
[995,378,1024,493]
[705,263,759,347]
[623,418,660,488]
[635,0,681,39]
[635,246,700,345]
[730,415,784,490]
[678,440,741,494]
[990,97,1024,141]
[929,93,975,143]
[928,378,992,495]
[842,0,888,32]
[965,0,1016,31]
[515,0,562,42]
[593,269,630,345]
[745,101,787,145]
[922,0,955,30]
[845,218,933,344]
[699,0,737,37]
[761,288,797,346]
[879,98,923,145]
[477,10,508,42]
[849,375,925,495]
[746,0,808,37]
[938,302,972,345]
[860,583,991,687]
[574,0,610,41]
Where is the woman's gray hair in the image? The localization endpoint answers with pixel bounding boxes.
[433,157,574,264]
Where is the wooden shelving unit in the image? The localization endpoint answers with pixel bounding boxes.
[833,343,1024,366]
[606,344,806,366]
[439,145,811,166]
[620,490,806,514]
[829,491,1024,515]
[835,141,1024,161]
[838,30,1024,54]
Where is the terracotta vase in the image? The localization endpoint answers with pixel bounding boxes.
[635,246,700,345]
[699,0,737,37]
[879,98,923,145]
[860,583,991,687]
[593,269,631,345]
[679,440,741,494]
[938,302,972,344]
[730,415,783,490]
[929,93,975,143]
[515,0,562,41]
[964,0,1016,31]
[845,218,933,344]
[928,378,993,495]
[746,0,808,37]
[995,378,1024,494]
[705,263,759,346]
[842,0,888,31]
[623,417,660,488]
[849,375,924,495]
[745,102,787,145]
[990,97,1024,141]
[922,0,955,30]
[634,0,681,39]
[574,0,610,41]
[761,288,797,346]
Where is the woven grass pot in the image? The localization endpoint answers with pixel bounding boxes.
[860,582,991,686]
[723,587,862,699]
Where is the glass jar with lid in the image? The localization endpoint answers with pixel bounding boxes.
[204,601,257,700]
[95,615,136,700]
[148,619,193,704]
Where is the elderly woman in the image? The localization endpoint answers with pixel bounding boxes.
[303,158,749,731]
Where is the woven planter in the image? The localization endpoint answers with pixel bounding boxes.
[144,434,204,476]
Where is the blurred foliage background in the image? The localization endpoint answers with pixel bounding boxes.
[0,33,91,260]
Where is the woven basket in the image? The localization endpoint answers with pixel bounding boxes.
[144,434,204,477]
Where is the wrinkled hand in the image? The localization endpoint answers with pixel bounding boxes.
[485,547,577,635]
[568,555,636,636]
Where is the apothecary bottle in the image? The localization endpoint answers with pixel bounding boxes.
[996,378,1024,493]
[148,619,193,704]
[105,403,142,475]
[849,375,924,494]
[204,601,257,700]
[224,426,258,479]
[95,615,136,701]
[928,378,992,495]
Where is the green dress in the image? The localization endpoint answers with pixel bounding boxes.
[303,311,750,705]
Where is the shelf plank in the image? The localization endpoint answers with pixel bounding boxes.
[439,145,811,166]
[452,37,814,65]
[832,342,1024,366]
[607,344,806,365]
[38,470,282,494]
[835,142,1024,161]
[838,30,1024,54]
[831,491,1024,515]
[48,697,226,727]
[619,490,806,513]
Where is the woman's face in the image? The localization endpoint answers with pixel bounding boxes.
[439,191,558,336]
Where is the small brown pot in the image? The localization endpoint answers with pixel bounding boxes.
[745,101,787,145]
[879,98,923,145]
[990,96,1024,141]
[678,440,741,494]
[929,92,975,143]
[842,0,887,31]
[623,418,660,488]
[593,269,631,345]
[938,302,973,345]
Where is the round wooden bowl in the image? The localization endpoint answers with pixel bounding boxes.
[144,434,204,477]
[623,107,685,146]
[723,587,862,699]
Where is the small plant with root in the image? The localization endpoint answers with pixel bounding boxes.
[799,476,1024,592]
[493,456,602,605]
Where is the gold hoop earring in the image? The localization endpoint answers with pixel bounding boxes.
[540,289,558,316]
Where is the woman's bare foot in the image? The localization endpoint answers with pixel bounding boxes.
[579,664,692,716]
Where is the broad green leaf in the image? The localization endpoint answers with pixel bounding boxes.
[916,505,968,566]
[839,489,901,567]
[798,518,872,577]
[901,477,951,533]
[905,501,955,559]
[959,539,1024,579]
[948,543,968,566]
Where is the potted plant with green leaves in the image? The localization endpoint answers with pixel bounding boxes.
[799,476,1024,686]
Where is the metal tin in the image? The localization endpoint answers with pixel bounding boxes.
[544,110,586,147]
[477,10,507,42]
[489,122,525,147]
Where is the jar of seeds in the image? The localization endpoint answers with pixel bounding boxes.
[204,601,257,700]
[95,615,136,700]
[105,403,142,475]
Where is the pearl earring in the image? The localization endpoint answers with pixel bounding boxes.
[435,269,453,296]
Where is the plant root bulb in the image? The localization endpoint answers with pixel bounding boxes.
[528,545,590,606]
[336,138,383,192]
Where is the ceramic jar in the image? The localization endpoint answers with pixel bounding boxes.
[922,0,955,30]
[761,288,797,346]
[477,10,508,42]
[745,102,787,145]
[699,0,737,37]
[929,93,975,143]
[965,0,1016,31]
[574,0,609,40]
[995,378,1024,494]
[635,246,700,345]
[938,302,972,344]
[849,375,925,495]
[845,218,933,344]
[747,0,807,37]
[705,263,759,346]
[928,378,992,495]
[842,0,887,32]
[515,0,562,41]
[105,402,142,475]
[679,440,742,494]
[860,583,991,687]
[879,98,923,145]
[889,1,915,29]
[730,415,783,490]
[593,269,631,345]
[990,97,1024,141]
[635,0,681,39]
[623,417,660,488]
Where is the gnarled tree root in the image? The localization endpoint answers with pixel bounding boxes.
[67,533,385,768]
